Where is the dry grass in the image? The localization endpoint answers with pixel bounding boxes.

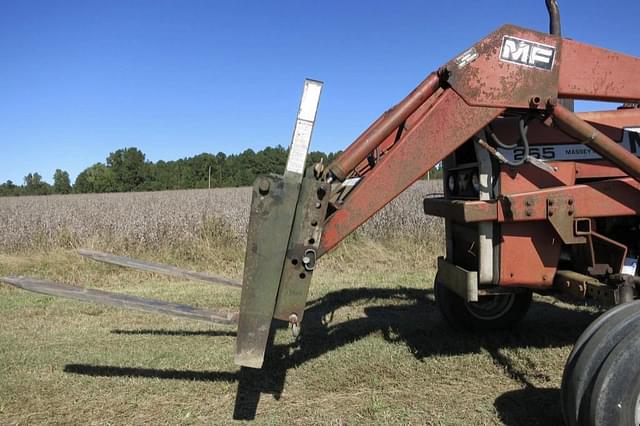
[0,182,601,425]
[0,181,444,254]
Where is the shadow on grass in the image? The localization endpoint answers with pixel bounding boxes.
[64,287,598,423]
[494,387,562,425]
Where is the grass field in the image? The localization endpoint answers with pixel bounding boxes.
[0,184,602,425]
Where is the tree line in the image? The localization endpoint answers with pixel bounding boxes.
[0,146,342,196]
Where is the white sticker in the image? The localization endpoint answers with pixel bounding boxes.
[455,47,478,69]
[285,80,323,176]
[286,120,313,175]
[499,35,556,71]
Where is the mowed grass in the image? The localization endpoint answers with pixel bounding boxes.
[0,238,602,425]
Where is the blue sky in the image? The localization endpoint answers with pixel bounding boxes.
[1,0,639,184]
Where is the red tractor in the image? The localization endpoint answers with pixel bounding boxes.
[4,1,640,424]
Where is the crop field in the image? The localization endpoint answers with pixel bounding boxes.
[0,181,600,425]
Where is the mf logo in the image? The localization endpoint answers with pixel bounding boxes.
[500,36,556,70]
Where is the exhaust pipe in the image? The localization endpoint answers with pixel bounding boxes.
[545,0,562,36]
[546,0,574,111]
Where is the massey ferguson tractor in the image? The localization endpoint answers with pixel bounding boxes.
[3,1,640,424]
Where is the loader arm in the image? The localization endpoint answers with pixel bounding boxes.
[318,24,640,255]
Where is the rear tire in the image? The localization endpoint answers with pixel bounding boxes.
[561,300,640,426]
[588,327,640,425]
[561,301,640,425]
[434,274,532,331]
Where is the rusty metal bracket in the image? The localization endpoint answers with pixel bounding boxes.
[546,196,586,244]
[554,270,623,305]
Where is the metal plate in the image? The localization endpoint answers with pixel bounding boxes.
[273,175,329,322]
[447,25,561,109]
[235,175,300,369]
[437,257,478,302]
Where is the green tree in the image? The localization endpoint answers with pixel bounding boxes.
[23,172,51,195]
[0,180,19,196]
[33,144,342,195]
[74,163,116,193]
[53,169,72,194]
[106,147,147,191]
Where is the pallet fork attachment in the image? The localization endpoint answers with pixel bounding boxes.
[78,249,242,288]
[1,276,238,325]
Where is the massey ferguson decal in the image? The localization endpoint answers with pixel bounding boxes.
[499,128,640,162]
[499,35,556,70]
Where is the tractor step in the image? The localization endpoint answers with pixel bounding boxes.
[1,276,238,325]
[78,249,242,288]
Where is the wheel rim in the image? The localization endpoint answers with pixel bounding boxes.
[465,294,516,321]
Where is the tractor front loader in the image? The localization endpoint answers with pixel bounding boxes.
[4,1,640,424]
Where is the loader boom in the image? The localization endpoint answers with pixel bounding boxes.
[319,25,640,255]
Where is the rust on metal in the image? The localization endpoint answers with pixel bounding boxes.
[497,177,640,223]
[490,114,625,146]
[327,73,441,181]
[1,276,239,325]
[319,89,503,255]
[546,196,586,245]
[554,270,600,299]
[446,25,561,109]
[554,270,620,305]
[426,175,640,225]
[558,39,640,102]
[351,88,446,179]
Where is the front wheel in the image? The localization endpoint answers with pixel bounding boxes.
[434,275,532,331]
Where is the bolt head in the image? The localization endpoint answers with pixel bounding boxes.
[258,179,270,195]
